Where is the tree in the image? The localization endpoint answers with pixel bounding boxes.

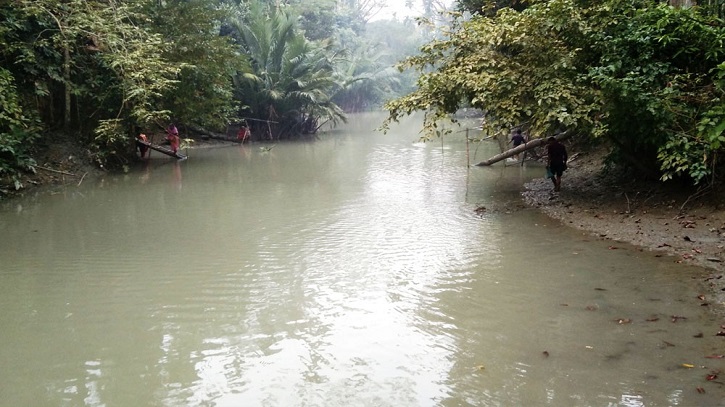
[0,68,40,190]
[339,0,386,23]
[284,0,346,41]
[455,0,529,16]
[332,44,401,112]
[385,0,598,140]
[144,0,243,130]
[0,0,181,168]
[384,0,725,184]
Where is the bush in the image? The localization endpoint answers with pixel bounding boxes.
[0,68,40,191]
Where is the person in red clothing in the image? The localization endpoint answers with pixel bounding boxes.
[546,136,568,192]
[237,124,251,143]
[166,124,180,154]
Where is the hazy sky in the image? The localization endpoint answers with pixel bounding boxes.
[374,0,452,20]
[378,1,418,19]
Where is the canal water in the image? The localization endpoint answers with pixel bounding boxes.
[1,113,723,406]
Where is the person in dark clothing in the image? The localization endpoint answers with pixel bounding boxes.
[546,136,568,192]
[510,129,526,147]
[509,129,526,160]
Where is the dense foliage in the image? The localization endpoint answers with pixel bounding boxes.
[385,0,725,184]
[0,67,40,189]
[0,0,429,192]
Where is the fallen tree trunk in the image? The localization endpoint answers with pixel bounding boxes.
[187,125,239,142]
[475,131,572,166]
[206,134,240,142]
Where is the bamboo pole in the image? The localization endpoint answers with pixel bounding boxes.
[465,128,470,167]
[136,140,187,159]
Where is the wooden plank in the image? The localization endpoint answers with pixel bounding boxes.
[137,139,187,159]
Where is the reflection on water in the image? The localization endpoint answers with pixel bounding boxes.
[0,112,723,406]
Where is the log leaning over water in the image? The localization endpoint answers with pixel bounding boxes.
[204,134,240,142]
[188,125,240,142]
[136,140,187,159]
[474,132,572,166]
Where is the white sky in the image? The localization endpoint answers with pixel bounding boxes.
[373,0,452,21]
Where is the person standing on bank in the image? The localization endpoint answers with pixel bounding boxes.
[546,136,568,192]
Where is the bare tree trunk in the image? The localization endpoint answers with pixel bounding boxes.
[64,46,71,132]
[670,0,694,7]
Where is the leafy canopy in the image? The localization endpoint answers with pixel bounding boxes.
[384,0,725,184]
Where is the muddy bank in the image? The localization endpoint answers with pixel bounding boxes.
[0,134,240,200]
[522,147,725,314]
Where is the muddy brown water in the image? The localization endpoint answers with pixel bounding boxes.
[1,113,723,406]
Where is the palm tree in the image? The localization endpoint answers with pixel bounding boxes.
[332,43,401,112]
[230,1,346,140]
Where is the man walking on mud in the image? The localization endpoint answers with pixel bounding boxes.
[546,136,568,192]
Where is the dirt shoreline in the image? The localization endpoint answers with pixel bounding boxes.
[0,135,234,199]
[521,147,725,316]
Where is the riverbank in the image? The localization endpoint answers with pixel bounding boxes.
[0,137,100,199]
[522,145,725,315]
[0,134,234,199]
